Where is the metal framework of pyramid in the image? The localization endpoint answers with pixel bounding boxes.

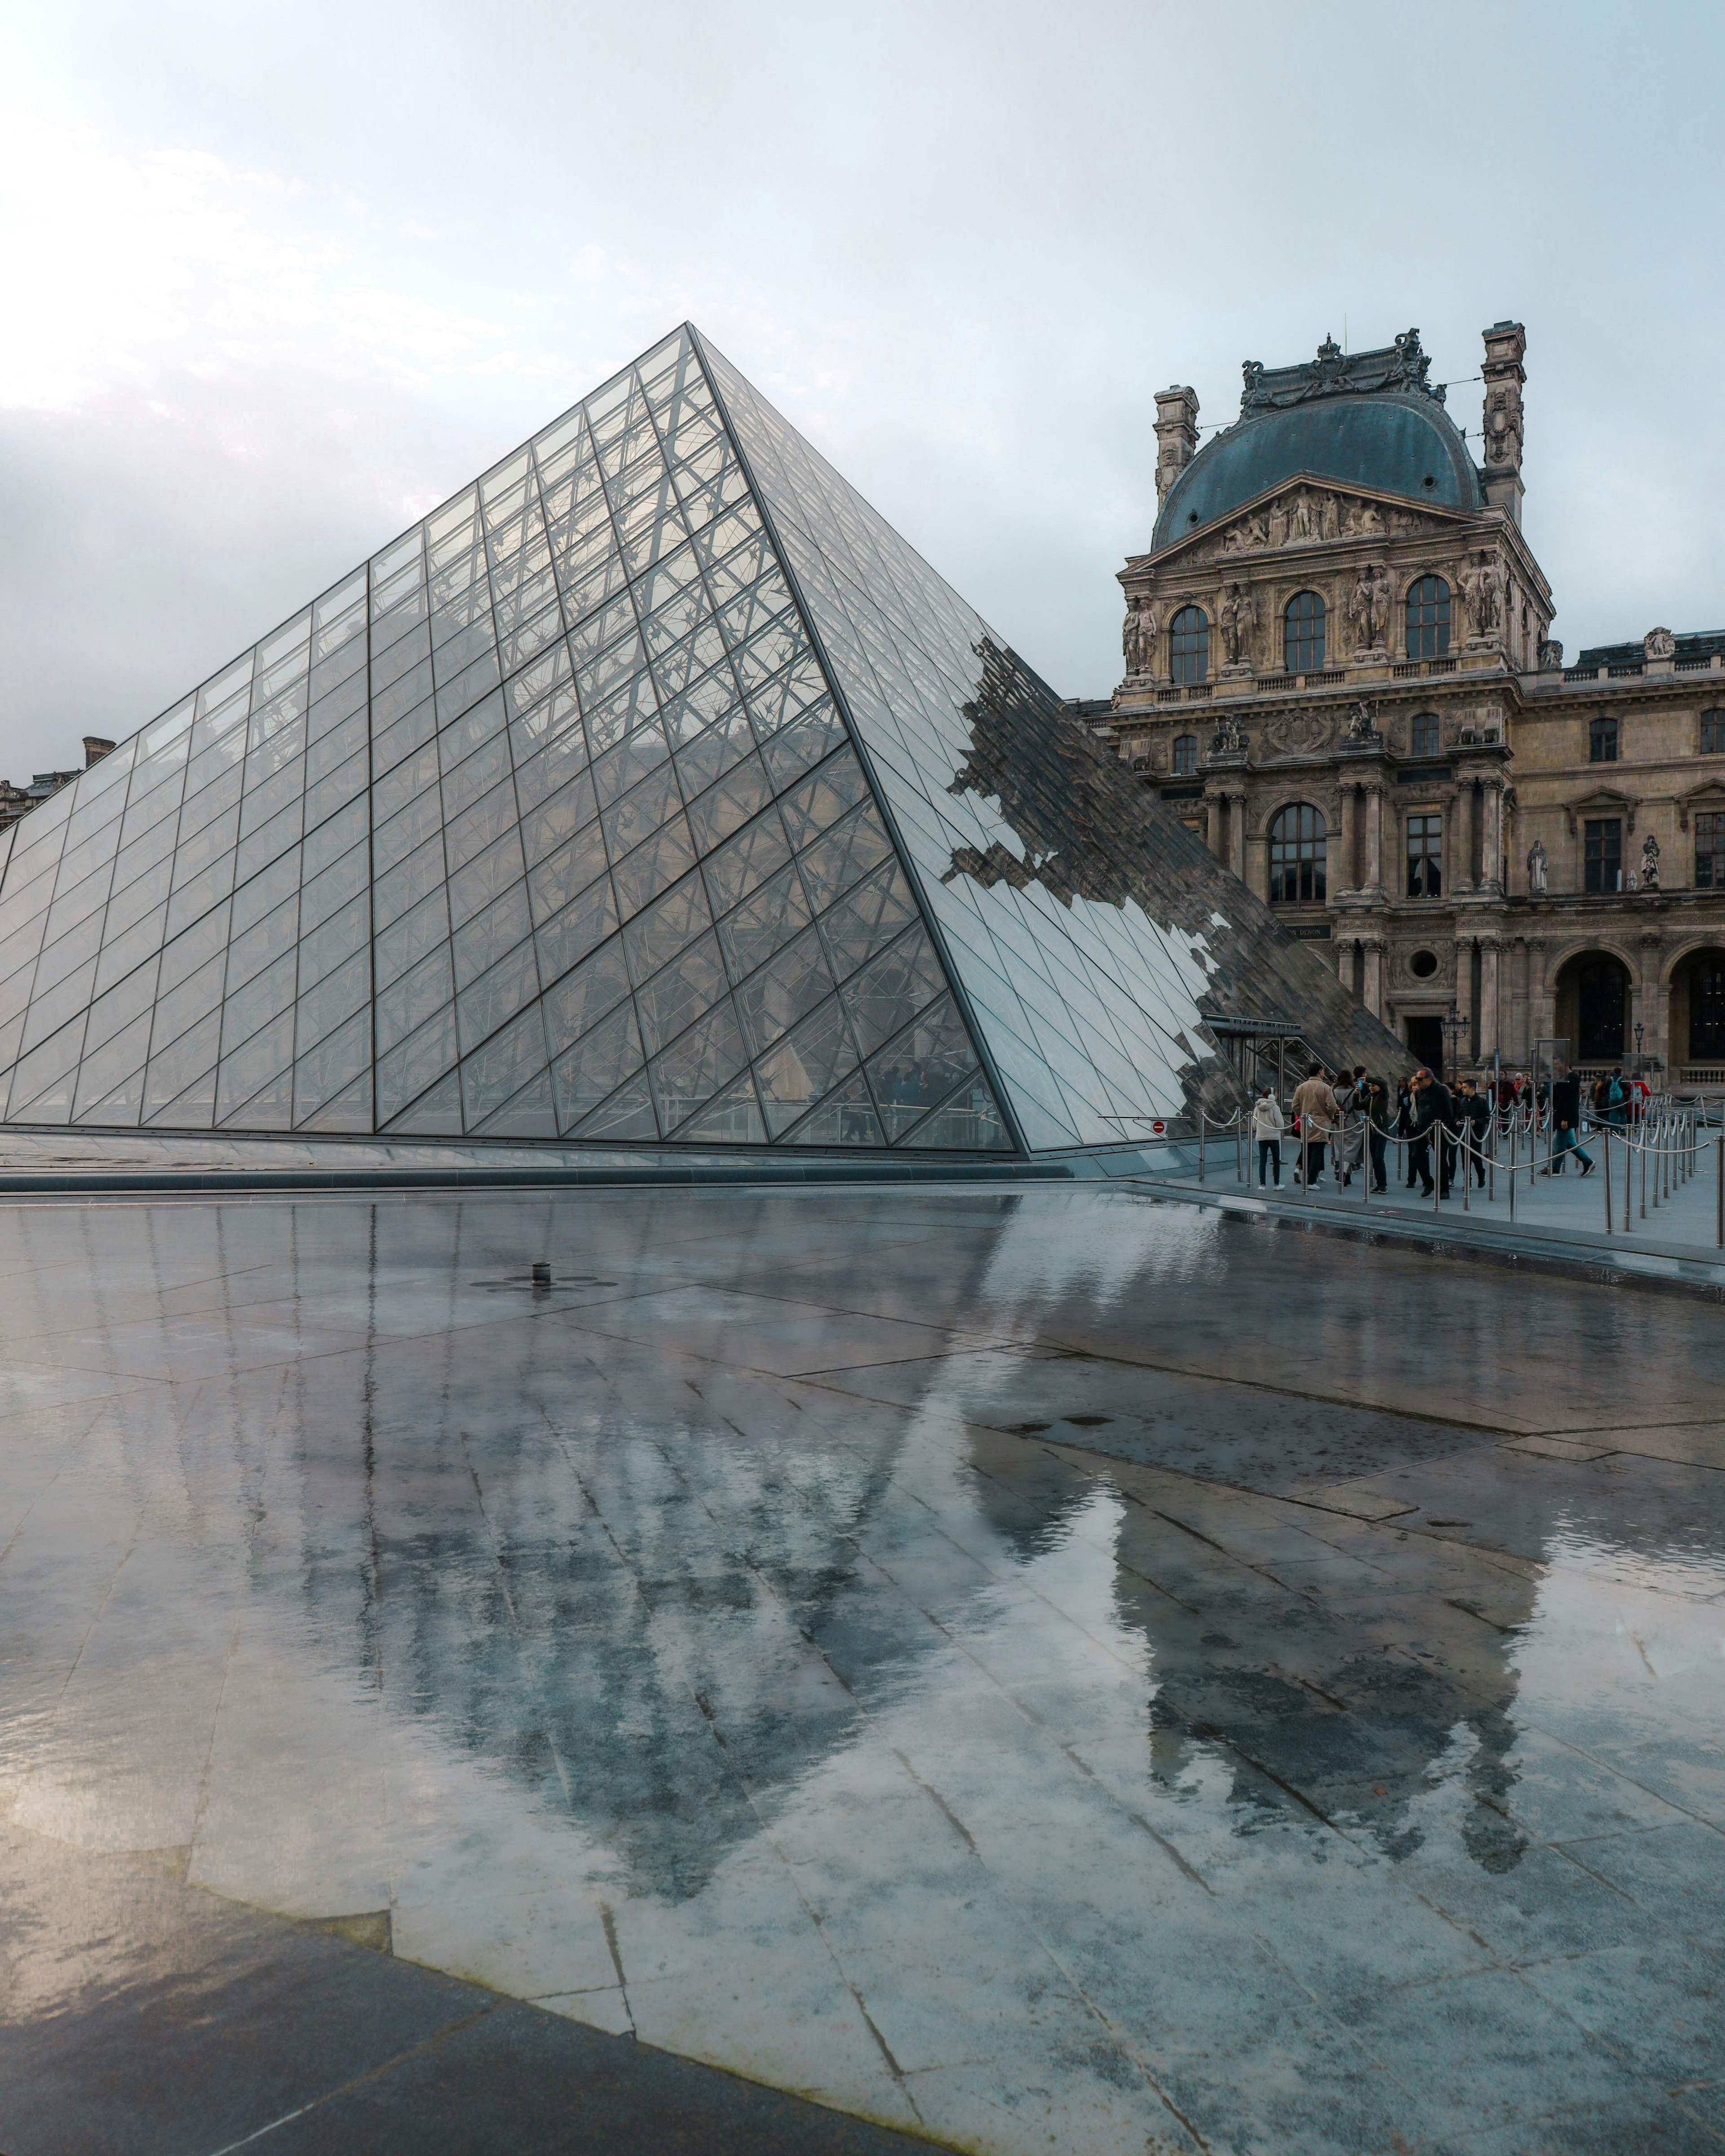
[0,326,1402,1154]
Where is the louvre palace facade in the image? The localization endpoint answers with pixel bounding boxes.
[1095,322,1725,1086]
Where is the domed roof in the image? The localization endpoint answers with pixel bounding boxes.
[1151,332,1484,552]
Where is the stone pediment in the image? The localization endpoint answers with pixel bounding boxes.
[1142,474,1477,570]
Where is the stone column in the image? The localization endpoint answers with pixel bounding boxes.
[1480,783,1504,894]
[1639,934,1666,1075]
[1451,787,1475,897]
[1527,938,1552,1056]
[1455,937,1475,1069]
[1479,940,1501,1060]
[1363,939,1385,1020]
[1365,787,1384,892]
[1228,792,1246,884]
[1206,795,1223,857]
[1338,937,1353,989]
[1338,788,1358,893]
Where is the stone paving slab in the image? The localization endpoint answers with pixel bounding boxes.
[0,1185,1720,2154]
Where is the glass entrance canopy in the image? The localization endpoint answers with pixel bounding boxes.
[0,327,1395,1153]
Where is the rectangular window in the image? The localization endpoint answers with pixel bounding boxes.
[1171,733,1197,777]
[1698,812,1725,889]
[1589,716,1618,764]
[1406,813,1442,898]
[1583,817,1622,893]
[1701,711,1723,754]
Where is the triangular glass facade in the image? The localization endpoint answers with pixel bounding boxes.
[0,325,1398,1153]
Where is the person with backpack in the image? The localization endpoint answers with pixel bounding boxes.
[1607,1068,1628,1130]
[1356,1069,1391,1193]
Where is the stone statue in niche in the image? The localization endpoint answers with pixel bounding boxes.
[1460,552,1504,641]
[1641,832,1661,889]
[1347,562,1387,653]
[1526,837,1548,894]
[1219,582,1258,668]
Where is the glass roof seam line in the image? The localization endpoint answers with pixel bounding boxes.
[688,324,1028,1161]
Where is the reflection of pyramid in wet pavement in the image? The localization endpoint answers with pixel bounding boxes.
[0,327,1401,1154]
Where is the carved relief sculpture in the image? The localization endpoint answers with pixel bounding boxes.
[1344,699,1383,745]
[1644,626,1676,661]
[1205,712,1250,759]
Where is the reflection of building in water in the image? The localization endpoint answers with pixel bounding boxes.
[962,1422,1539,1872]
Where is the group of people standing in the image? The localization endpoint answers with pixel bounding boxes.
[1251,1065,1495,1200]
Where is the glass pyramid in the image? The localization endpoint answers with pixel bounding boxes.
[0,326,1398,1154]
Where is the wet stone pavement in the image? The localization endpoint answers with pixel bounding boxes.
[0,1185,1721,2156]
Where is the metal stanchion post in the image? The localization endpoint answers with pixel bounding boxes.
[1198,1107,1206,1185]
[1717,1128,1722,1249]
[1624,1120,1632,1233]
[1236,1111,1242,1187]
[1462,1122,1470,1212]
[1641,1121,1648,1219]
[1603,1124,1612,1232]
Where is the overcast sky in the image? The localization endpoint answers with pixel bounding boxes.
[3,0,1723,779]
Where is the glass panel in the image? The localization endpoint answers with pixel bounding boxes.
[448,828,526,930]
[795,804,894,910]
[84,953,161,1056]
[440,731,511,825]
[814,857,919,982]
[521,776,598,871]
[733,927,835,1056]
[715,862,812,985]
[457,937,540,1055]
[866,995,978,1140]
[622,873,712,985]
[385,1066,463,1135]
[373,832,445,932]
[777,748,869,849]
[542,937,631,1056]
[901,1082,1012,1151]
[459,1004,548,1127]
[675,706,757,796]
[304,795,368,884]
[435,648,501,728]
[304,748,368,833]
[701,809,790,916]
[307,707,368,783]
[443,778,518,875]
[220,949,297,1057]
[232,847,301,941]
[294,1009,371,1127]
[216,1010,296,1126]
[685,755,770,855]
[514,729,592,816]
[374,886,449,988]
[753,998,858,1137]
[675,1072,765,1146]
[376,1005,459,1123]
[226,894,300,993]
[475,1066,557,1139]
[297,895,368,991]
[143,1008,222,1124]
[534,876,619,990]
[20,961,97,1060]
[296,1066,373,1133]
[548,995,642,1131]
[377,942,454,1055]
[373,789,443,877]
[572,1068,659,1142]
[601,765,681,862]
[294,949,369,1055]
[611,818,696,919]
[372,698,436,778]
[839,924,946,1056]
[780,1068,885,1148]
[452,883,532,990]
[234,796,304,888]
[7,1015,88,1123]
[633,932,726,1056]
[648,1001,746,1134]
[72,1010,154,1126]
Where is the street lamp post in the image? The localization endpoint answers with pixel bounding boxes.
[1441,1003,1470,1089]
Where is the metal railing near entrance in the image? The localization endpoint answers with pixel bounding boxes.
[1194,1092,1724,1249]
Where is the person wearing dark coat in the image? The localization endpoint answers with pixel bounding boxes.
[1407,1069,1454,1197]
[1456,1079,1490,1186]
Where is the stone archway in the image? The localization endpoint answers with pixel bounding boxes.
[1554,951,1630,1063]
[1669,945,1725,1067]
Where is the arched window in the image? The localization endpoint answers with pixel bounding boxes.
[1410,711,1441,758]
[1284,591,1326,673]
[1169,606,1208,684]
[1701,710,1724,754]
[1171,733,1197,777]
[1406,576,1451,659]
[1268,804,1327,904]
